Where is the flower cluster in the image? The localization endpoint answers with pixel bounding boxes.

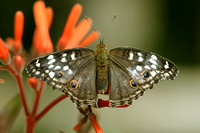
[0,0,101,133]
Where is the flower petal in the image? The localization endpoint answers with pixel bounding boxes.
[14,11,24,53]
[0,38,10,64]
[65,18,92,49]
[46,7,53,29]
[33,1,53,55]
[57,4,82,50]
[79,31,99,47]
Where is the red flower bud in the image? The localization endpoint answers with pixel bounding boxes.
[13,55,24,72]
[0,78,4,83]
[0,38,11,65]
[28,77,39,90]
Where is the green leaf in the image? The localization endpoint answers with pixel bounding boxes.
[0,94,21,133]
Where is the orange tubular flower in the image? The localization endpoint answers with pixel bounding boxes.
[14,11,24,53]
[32,1,53,57]
[79,31,100,47]
[46,7,53,29]
[0,38,10,65]
[57,4,99,51]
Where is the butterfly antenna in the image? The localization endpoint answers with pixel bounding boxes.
[84,16,102,43]
[102,14,117,43]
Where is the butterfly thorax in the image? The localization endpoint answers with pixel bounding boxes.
[96,42,109,94]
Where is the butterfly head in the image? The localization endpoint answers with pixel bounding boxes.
[96,42,107,49]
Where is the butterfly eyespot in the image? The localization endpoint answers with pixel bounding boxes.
[70,80,78,89]
[56,71,64,78]
[130,79,137,88]
[142,70,149,78]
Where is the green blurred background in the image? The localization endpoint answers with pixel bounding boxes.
[0,0,200,133]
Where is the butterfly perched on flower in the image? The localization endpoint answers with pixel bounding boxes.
[26,41,178,107]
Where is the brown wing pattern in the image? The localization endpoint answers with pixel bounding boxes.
[26,48,97,107]
[108,47,178,107]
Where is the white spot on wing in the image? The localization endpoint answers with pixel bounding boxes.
[45,70,49,73]
[63,66,69,71]
[48,59,56,65]
[41,73,45,77]
[68,69,73,75]
[137,52,142,56]
[128,52,134,60]
[61,58,67,62]
[54,66,61,70]
[164,73,169,78]
[138,57,144,62]
[144,65,151,70]
[151,64,157,69]
[35,71,40,75]
[149,58,157,65]
[62,53,67,57]
[169,71,173,75]
[136,65,143,71]
[49,64,54,69]
[36,63,40,67]
[150,71,157,77]
[56,84,62,89]
[71,52,76,60]
[53,78,58,81]
[164,61,169,69]
[47,55,54,60]
[151,55,157,60]
[49,71,55,78]
[51,82,55,86]
[142,84,150,89]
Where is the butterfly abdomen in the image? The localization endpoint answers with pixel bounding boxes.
[96,43,109,94]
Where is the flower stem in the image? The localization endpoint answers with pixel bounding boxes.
[32,81,44,115]
[35,94,67,121]
[26,116,36,133]
[6,65,29,115]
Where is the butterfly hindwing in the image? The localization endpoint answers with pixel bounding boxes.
[108,47,178,107]
[109,60,144,107]
[26,48,97,107]
[62,57,97,107]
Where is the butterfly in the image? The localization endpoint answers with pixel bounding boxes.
[26,42,178,107]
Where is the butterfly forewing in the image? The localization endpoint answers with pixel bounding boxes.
[108,47,178,107]
[26,48,97,107]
